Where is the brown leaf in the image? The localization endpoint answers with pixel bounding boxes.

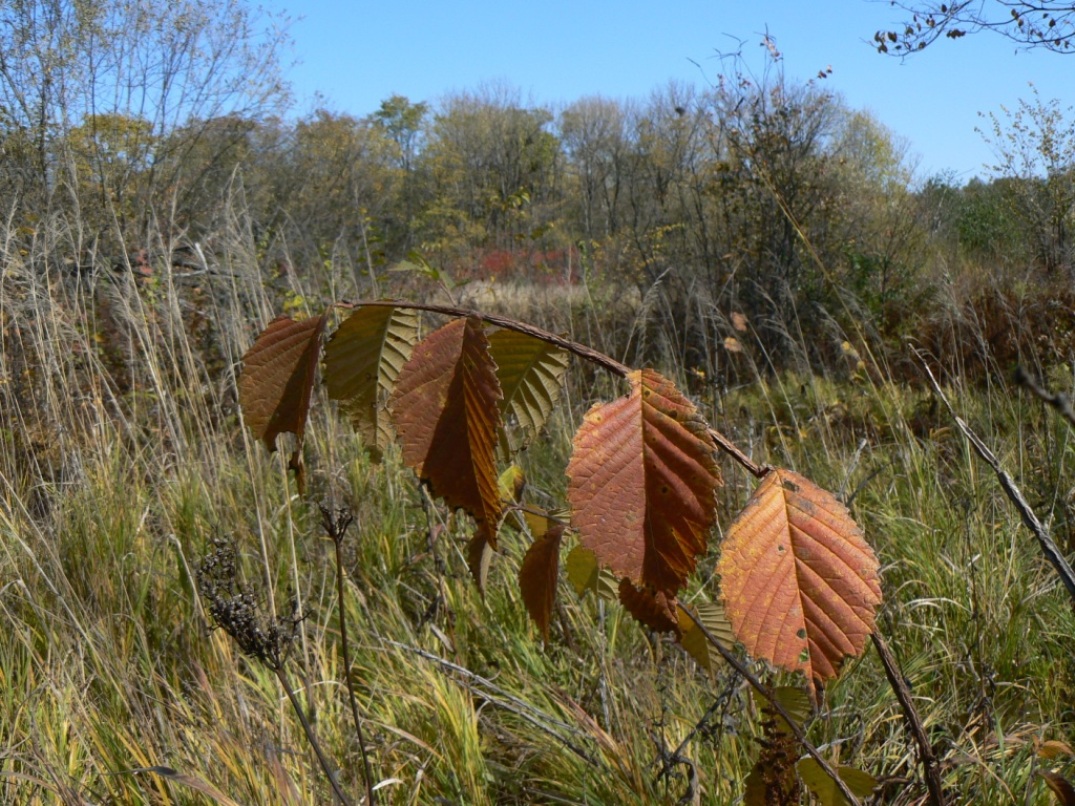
[1042,771,1075,805]
[324,305,418,462]
[239,314,326,453]
[717,468,882,698]
[618,578,680,636]
[390,317,503,587]
[566,369,722,596]
[519,525,565,639]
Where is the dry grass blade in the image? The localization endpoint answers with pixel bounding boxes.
[119,766,244,806]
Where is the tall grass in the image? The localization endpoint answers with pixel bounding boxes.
[1,196,1073,804]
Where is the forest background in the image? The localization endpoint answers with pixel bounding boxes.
[1,0,1075,803]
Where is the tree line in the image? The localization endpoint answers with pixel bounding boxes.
[4,0,1075,375]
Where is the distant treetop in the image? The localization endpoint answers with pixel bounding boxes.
[874,1,1075,55]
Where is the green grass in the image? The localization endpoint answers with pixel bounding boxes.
[2,217,1074,803]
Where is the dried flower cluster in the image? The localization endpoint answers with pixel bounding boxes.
[197,538,300,669]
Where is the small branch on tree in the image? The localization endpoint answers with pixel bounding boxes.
[873,1,1075,55]
[336,299,769,478]
[337,298,631,377]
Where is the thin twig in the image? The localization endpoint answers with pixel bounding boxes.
[870,631,947,805]
[1014,365,1075,430]
[337,298,631,376]
[335,298,767,478]
[919,356,1075,604]
[321,506,376,806]
[678,605,862,806]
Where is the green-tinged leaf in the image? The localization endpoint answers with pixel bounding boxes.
[519,525,565,639]
[497,464,526,503]
[488,328,569,458]
[324,305,418,462]
[566,369,722,596]
[677,600,735,673]
[797,760,878,805]
[758,686,813,735]
[390,317,503,589]
[565,545,619,600]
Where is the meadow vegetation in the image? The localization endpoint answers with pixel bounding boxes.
[1,2,1075,803]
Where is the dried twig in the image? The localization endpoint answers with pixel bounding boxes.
[871,632,947,804]
[919,356,1075,604]
[1014,365,1075,430]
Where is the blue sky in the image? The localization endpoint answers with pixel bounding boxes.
[261,0,1074,183]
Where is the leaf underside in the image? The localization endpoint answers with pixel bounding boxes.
[677,600,735,673]
[566,368,722,597]
[487,328,570,458]
[796,760,879,805]
[564,545,619,601]
[519,525,565,639]
[389,317,504,589]
[717,468,882,696]
[239,314,326,453]
[618,578,680,635]
[324,305,419,462]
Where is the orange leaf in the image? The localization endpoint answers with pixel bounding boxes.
[519,525,565,639]
[239,314,326,453]
[566,369,722,595]
[618,578,680,636]
[390,317,504,585]
[717,468,882,697]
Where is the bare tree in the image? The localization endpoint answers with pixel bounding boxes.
[0,0,290,241]
[874,1,1075,54]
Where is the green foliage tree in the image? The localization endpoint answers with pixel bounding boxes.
[978,86,1075,277]
[418,85,563,268]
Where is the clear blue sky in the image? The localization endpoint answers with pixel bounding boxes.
[261,0,1074,183]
